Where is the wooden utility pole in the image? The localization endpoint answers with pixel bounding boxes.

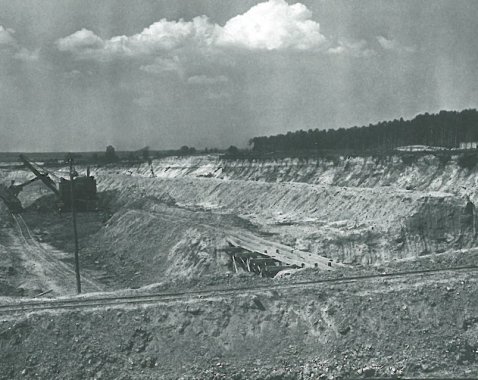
[69,157,81,294]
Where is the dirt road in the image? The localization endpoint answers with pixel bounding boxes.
[10,214,103,295]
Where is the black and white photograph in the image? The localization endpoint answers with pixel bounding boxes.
[1,0,478,378]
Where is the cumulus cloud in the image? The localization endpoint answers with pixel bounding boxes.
[56,0,326,61]
[56,29,104,51]
[56,17,220,61]
[216,0,326,50]
[187,74,228,85]
[376,36,416,53]
[327,38,375,57]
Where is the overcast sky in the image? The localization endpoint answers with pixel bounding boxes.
[0,0,477,152]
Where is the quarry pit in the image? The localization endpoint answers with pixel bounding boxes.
[1,153,478,379]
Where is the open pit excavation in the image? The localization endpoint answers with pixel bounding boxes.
[1,151,478,379]
[1,0,478,377]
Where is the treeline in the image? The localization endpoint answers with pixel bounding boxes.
[250,109,478,153]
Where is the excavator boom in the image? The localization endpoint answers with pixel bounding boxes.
[9,176,42,196]
[19,154,60,196]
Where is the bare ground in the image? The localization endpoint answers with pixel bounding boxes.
[1,155,478,378]
[1,267,478,379]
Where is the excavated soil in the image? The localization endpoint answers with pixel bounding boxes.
[1,154,478,379]
[1,268,478,379]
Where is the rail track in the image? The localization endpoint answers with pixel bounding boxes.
[1,264,477,316]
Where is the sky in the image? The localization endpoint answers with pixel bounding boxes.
[0,0,477,152]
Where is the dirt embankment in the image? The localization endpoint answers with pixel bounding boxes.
[126,154,478,196]
[95,153,478,266]
[1,269,477,379]
[2,154,478,294]
[79,196,234,290]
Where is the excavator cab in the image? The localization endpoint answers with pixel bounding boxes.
[58,175,97,212]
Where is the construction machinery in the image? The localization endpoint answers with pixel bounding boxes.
[0,154,97,213]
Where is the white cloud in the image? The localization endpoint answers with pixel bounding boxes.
[327,36,414,57]
[216,0,326,50]
[56,17,220,61]
[56,28,107,61]
[187,74,228,85]
[327,45,345,55]
[127,16,219,51]
[57,29,104,51]
[376,36,395,50]
[56,0,326,61]
[0,26,16,46]
[327,38,375,57]
[0,25,41,63]
[376,36,416,53]
[14,47,40,62]
[140,56,184,77]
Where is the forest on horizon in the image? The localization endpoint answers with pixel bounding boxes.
[250,109,478,153]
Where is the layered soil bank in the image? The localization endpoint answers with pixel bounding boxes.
[95,154,478,265]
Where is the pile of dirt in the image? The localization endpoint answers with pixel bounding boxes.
[77,198,233,290]
[2,189,252,294]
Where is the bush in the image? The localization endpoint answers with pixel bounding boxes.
[437,153,451,166]
[178,146,196,155]
[226,145,240,155]
[401,154,417,166]
[105,145,118,163]
[458,153,478,169]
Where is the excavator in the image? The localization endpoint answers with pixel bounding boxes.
[0,154,97,213]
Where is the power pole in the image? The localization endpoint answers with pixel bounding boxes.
[69,157,82,294]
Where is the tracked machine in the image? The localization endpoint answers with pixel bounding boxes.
[0,154,97,213]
